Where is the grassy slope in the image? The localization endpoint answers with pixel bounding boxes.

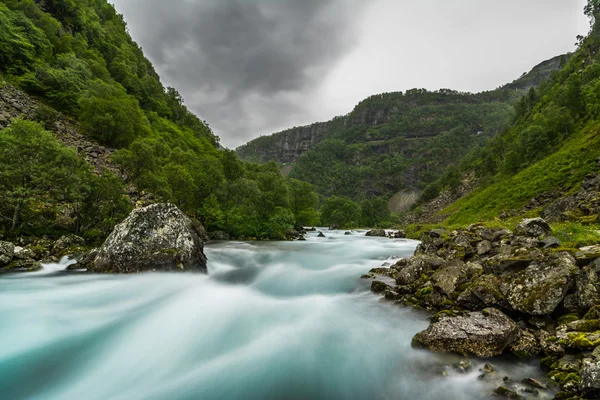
[443,121,600,225]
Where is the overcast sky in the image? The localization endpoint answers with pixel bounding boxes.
[111,0,590,149]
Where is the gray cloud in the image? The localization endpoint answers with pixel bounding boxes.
[112,0,366,148]
[111,0,589,148]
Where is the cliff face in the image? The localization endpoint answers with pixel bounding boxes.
[0,81,117,175]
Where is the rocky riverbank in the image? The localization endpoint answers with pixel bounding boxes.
[365,218,600,399]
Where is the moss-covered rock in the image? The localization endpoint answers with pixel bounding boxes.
[509,330,541,359]
[412,308,519,358]
[501,253,576,316]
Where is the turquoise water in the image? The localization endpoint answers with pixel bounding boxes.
[0,230,545,399]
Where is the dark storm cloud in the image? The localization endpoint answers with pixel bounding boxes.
[112,0,366,147]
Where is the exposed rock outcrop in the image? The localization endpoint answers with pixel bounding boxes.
[84,203,207,273]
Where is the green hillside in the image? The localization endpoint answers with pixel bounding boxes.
[0,0,320,240]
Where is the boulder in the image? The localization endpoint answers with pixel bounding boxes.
[540,236,560,249]
[365,229,387,237]
[344,231,352,235]
[318,231,326,238]
[514,218,552,238]
[396,255,445,285]
[477,240,492,256]
[52,234,85,256]
[411,308,519,357]
[457,274,503,310]
[576,267,600,310]
[392,230,407,239]
[0,241,15,266]
[508,330,541,358]
[431,261,465,296]
[87,203,207,273]
[501,254,576,316]
[580,359,600,398]
[13,246,36,260]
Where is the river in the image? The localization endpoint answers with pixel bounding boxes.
[0,229,548,399]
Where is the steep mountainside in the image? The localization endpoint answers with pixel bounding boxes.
[0,0,321,240]
[409,6,600,229]
[236,58,565,203]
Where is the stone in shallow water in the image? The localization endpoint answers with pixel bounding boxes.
[87,203,207,274]
[411,308,519,358]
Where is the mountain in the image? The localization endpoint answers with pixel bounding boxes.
[0,0,320,240]
[236,58,566,204]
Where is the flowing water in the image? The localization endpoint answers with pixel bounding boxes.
[0,230,548,400]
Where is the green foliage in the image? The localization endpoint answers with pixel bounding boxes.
[321,196,362,229]
[0,119,130,237]
[360,197,391,227]
[79,80,150,147]
[288,178,320,226]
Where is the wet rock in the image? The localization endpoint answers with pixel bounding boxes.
[4,258,42,272]
[514,218,552,238]
[318,231,326,238]
[580,359,600,398]
[396,255,445,285]
[87,203,207,274]
[344,231,352,235]
[52,234,85,256]
[522,378,547,389]
[509,330,541,359]
[392,230,406,238]
[412,308,519,357]
[452,359,473,373]
[366,229,387,237]
[493,386,521,398]
[501,254,576,316]
[0,241,15,266]
[370,280,390,293]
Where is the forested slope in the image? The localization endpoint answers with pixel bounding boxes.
[0,0,321,240]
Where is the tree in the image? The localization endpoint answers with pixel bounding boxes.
[0,119,86,233]
[79,80,150,147]
[288,178,319,226]
[320,196,362,229]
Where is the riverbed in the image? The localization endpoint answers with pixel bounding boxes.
[0,230,548,399]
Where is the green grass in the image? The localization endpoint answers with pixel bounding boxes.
[442,122,600,226]
[552,222,600,249]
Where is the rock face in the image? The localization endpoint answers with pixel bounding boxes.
[86,204,207,273]
[412,308,519,357]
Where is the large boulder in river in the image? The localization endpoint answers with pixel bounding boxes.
[412,308,519,357]
[0,241,14,267]
[87,203,207,273]
[366,229,387,237]
[514,218,552,238]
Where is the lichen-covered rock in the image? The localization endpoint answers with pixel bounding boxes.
[514,218,552,238]
[13,246,36,260]
[431,261,465,295]
[365,229,387,237]
[4,258,42,272]
[501,254,576,316]
[457,274,503,310]
[477,240,493,256]
[509,330,541,359]
[87,203,207,273]
[576,267,600,310]
[411,308,519,357]
[52,234,86,256]
[0,241,15,266]
[396,255,445,285]
[580,359,600,398]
